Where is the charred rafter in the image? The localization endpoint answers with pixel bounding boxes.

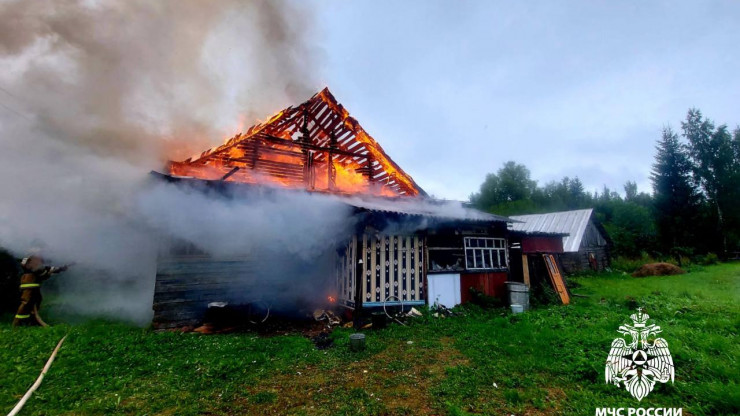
[168,87,426,197]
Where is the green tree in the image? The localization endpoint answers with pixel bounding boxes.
[624,181,638,201]
[534,177,592,212]
[604,202,656,257]
[623,181,653,208]
[470,161,537,211]
[682,109,740,254]
[651,127,702,252]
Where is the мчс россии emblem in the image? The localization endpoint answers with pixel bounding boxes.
[605,308,675,401]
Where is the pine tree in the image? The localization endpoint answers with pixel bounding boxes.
[682,109,740,254]
[651,127,701,251]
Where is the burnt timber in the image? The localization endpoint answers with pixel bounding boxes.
[169,87,426,197]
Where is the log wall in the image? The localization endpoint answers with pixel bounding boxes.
[153,256,256,329]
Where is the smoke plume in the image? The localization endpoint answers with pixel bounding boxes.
[0,0,329,324]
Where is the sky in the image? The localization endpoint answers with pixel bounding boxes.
[0,1,738,203]
[308,1,740,200]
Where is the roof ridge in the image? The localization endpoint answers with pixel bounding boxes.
[168,87,426,197]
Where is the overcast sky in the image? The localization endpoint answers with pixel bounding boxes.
[0,1,738,203]
[307,1,739,200]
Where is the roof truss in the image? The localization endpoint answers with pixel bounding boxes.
[168,88,426,197]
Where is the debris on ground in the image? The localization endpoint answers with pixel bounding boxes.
[313,309,341,326]
[310,332,333,350]
[430,304,456,318]
[406,307,423,317]
[632,263,686,277]
[192,324,239,334]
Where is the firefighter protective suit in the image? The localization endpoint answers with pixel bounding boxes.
[13,255,67,327]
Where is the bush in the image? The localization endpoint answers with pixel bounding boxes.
[611,253,656,272]
[695,252,720,265]
[670,246,695,266]
[467,287,503,309]
[529,281,560,307]
[611,252,699,273]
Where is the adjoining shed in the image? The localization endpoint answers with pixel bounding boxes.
[509,209,611,274]
[507,231,565,286]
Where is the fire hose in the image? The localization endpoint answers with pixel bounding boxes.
[6,335,67,416]
[382,295,406,326]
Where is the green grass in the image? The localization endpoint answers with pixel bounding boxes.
[1,263,738,415]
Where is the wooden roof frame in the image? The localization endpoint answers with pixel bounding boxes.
[168,87,427,197]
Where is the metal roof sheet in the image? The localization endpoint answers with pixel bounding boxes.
[339,195,513,223]
[150,171,511,224]
[509,209,594,252]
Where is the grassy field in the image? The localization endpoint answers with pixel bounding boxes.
[1,263,738,415]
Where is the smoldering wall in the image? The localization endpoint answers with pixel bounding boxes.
[0,0,334,324]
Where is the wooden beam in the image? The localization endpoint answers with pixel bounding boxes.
[522,254,530,287]
[353,245,364,328]
[220,167,240,181]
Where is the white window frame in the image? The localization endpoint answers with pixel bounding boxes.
[464,237,508,271]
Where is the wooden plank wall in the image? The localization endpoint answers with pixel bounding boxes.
[521,236,564,253]
[459,272,508,303]
[336,236,357,308]
[360,234,424,305]
[560,247,609,274]
[153,256,256,329]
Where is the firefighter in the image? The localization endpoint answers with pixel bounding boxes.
[13,251,69,327]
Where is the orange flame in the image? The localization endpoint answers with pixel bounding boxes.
[167,88,422,198]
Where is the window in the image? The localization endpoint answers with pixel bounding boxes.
[464,237,508,270]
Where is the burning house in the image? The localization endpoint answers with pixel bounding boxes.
[151,88,530,329]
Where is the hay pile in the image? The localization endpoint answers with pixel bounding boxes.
[631,262,686,277]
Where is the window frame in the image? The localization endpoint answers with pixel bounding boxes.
[463,237,508,271]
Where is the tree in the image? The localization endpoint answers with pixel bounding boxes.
[471,161,659,256]
[470,161,537,211]
[650,127,702,252]
[623,181,652,208]
[624,181,638,202]
[605,202,656,257]
[682,109,740,254]
[534,177,592,212]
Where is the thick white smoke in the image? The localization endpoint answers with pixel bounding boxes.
[0,0,333,324]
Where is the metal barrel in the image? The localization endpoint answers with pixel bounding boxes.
[506,282,530,311]
[349,333,366,351]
